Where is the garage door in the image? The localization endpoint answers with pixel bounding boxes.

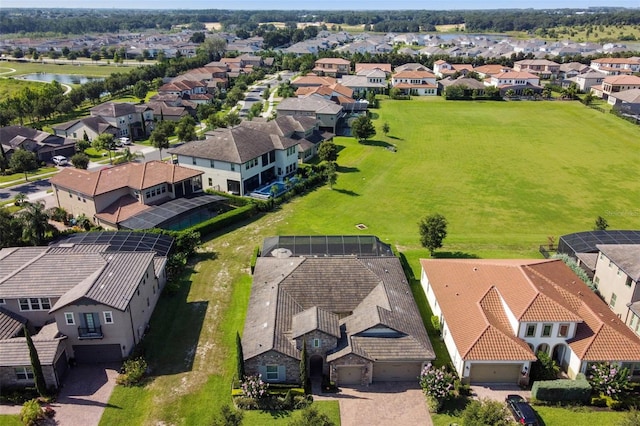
[373,362,423,382]
[73,344,122,363]
[337,366,362,386]
[469,363,521,383]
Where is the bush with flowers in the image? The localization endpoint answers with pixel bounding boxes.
[241,374,269,399]
[419,363,456,413]
[587,362,630,400]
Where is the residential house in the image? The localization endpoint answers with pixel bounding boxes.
[157,79,213,104]
[0,126,76,164]
[277,95,344,133]
[391,70,437,96]
[394,63,432,73]
[421,258,640,384]
[290,74,337,89]
[354,63,392,78]
[439,77,486,97]
[591,245,640,335]
[340,69,387,97]
[597,75,640,100]
[313,58,351,77]
[167,117,311,196]
[608,89,640,114]
[590,57,640,75]
[52,116,119,142]
[473,64,512,79]
[488,72,542,96]
[573,71,607,93]
[0,232,172,390]
[49,161,203,229]
[243,236,434,386]
[559,62,591,79]
[513,59,560,79]
[89,102,154,140]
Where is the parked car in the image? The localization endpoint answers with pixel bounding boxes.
[505,394,538,425]
[52,155,68,166]
[116,137,131,147]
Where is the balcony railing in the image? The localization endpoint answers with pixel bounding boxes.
[78,326,103,339]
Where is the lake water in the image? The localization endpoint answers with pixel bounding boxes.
[18,73,103,85]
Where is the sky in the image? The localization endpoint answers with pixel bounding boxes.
[1,1,638,10]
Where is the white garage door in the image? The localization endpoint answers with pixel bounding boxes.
[337,366,362,386]
[469,363,521,383]
[373,362,423,382]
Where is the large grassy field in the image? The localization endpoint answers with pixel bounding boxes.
[0,60,140,77]
[95,97,640,425]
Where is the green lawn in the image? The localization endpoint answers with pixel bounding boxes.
[0,77,49,98]
[0,60,141,77]
[95,97,640,425]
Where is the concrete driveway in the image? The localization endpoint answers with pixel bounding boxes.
[48,363,120,426]
[315,382,432,426]
[470,383,531,402]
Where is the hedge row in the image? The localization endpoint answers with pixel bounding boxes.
[187,204,258,237]
[531,377,592,403]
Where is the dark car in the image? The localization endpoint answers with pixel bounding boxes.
[505,394,538,425]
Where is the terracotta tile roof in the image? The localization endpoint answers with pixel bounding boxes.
[50,161,202,197]
[94,194,151,225]
[592,57,640,64]
[422,258,640,363]
[393,70,436,79]
[315,58,351,65]
[494,71,540,79]
[355,63,392,74]
[394,83,436,89]
[604,75,640,85]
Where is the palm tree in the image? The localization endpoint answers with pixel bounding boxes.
[19,201,54,245]
[114,148,144,165]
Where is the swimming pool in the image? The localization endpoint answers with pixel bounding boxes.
[253,178,298,198]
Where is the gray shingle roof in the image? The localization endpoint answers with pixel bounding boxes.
[276,96,343,115]
[0,339,62,366]
[243,249,434,363]
[0,307,27,340]
[597,244,640,281]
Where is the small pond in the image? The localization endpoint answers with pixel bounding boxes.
[17,73,103,85]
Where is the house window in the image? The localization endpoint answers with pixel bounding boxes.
[558,324,569,338]
[618,268,623,277]
[208,178,213,186]
[609,260,613,268]
[627,277,634,287]
[266,365,279,381]
[103,311,114,324]
[594,276,600,289]
[0,298,5,304]
[192,157,197,165]
[525,324,536,337]
[313,338,321,348]
[15,367,34,381]
[65,312,75,325]
[230,164,235,172]
[542,324,553,337]
[210,160,215,168]
[610,293,617,308]
[18,298,51,311]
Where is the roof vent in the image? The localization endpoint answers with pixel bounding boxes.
[263,322,268,328]
[456,293,459,296]
[473,267,478,272]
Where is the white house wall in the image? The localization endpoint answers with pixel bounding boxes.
[594,253,636,318]
[176,155,242,194]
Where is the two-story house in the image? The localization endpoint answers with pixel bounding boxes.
[0,126,76,164]
[573,71,607,93]
[167,117,307,196]
[598,75,640,100]
[0,232,172,390]
[243,236,434,386]
[312,58,351,77]
[49,161,203,229]
[421,258,640,384]
[89,102,154,140]
[590,57,640,76]
[488,71,542,96]
[52,116,120,142]
[276,94,344,134]
[513,59,561,79]
[340,69,388,97]
[592,245,640,332]
[391,70,437,96]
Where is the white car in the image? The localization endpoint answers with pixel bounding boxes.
[52,155,68,166]
[119,137,131,145]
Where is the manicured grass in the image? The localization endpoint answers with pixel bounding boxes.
[534,405,627,425]
[0,415,22,426]
[0,167,58,188]
[242,401,341,425]
[0,60,141,77]
[99,97,640,425]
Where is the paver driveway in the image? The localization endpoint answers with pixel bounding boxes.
[49,363,119,426]
[315,381,432,426]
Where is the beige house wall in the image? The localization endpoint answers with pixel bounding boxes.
[2,297,60,328]
[52,186,98,220]
[594,253,637,318]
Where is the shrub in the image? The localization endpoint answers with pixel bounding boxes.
[419,363,456,412]
[530,350,559,381]
[116,357,148,386]
[454,378,471,396]
[0,387,39,404]
[461,398,511,426]
[283,389,294,409]
[531,377,592,403]
[187,204,258,237]
[293,394,313,409]
[212,404,244,426]
[234,396,259,410]
[288,406,334,426]
[431,315,441,334]
[588,362,630,399]
[241,374,268,399]
[20,399,44,426]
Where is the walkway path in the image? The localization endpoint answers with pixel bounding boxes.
[0,67,16,75]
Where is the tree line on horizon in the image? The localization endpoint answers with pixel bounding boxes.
[1,8,640,36]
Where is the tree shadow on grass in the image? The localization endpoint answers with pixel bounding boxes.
[335,144,347,154]
[336,165,359,173]
[360,139,393,148]
[432,251,479,259]
[388,135,403,141]
[369,112,379,120]
[333,188,359,196]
